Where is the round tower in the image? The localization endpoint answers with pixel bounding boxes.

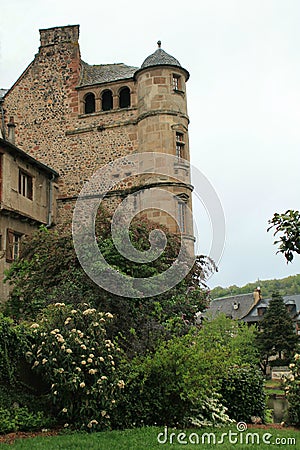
[134,43,194,249]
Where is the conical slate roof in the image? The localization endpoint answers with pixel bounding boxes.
[138,41,189,80]
[141,42,181,69]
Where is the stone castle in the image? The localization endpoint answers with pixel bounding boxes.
[0,24,195,297]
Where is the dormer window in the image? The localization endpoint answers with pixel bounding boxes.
[102,90,113,111]
[172,74,182,91]
[119,87,131,108]
[84,93,95,114]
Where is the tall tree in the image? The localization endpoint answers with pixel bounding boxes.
[256,292,299,371]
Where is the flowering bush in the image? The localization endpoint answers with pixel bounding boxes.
[27,303,124,430]
[285,353,300,426]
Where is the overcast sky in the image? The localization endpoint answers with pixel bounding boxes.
[1,0,299,289]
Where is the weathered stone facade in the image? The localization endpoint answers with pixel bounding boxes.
[0,138,58,300]
[2,25,194,247]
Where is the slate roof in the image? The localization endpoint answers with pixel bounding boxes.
[79,44,189,87]
[79,61,138,87]
[243,294,300,323]
[141,48,181,69]
[207,293,255,320]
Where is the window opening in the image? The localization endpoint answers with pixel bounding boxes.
[18,170,33,200]
[119,87,130,108]
[84,93,96,114]
[102,90,113,111]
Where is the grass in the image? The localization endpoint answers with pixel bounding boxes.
[265,379,285,396]
[0,426,298,449]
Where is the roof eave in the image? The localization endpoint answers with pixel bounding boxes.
[134,64,190,81]
[0,138,59,177]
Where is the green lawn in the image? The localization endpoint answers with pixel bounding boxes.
[0,426,298,449]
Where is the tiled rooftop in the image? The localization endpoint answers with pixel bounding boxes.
[141,48,181,69]
[79,61,138,87]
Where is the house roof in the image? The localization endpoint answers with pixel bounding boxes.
[79,61,138,87]
[141,47,181,69]
[243,294,300,323]
[206,293,255,320]
[0,138,59,177]
[79,43,189,88]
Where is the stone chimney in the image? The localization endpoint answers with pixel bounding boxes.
[253,286,262,304]
[39,25,79,48]
[7,117,16,145]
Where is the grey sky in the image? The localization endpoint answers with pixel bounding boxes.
[1,0,299,288]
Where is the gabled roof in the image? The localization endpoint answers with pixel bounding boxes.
[0,138,58,177]
[79,61,138,87]
[244,294,300,323]
[207,293,255,320]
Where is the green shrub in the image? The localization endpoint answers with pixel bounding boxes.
[284,353,300,426]
[26,303,125,431]
[0,406,51,434]
[0,313,30,386]
[220,366,266,423]
[113,316,260,428]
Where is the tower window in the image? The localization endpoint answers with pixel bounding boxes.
[172,74,182,91]
[176,132,185,159]
[178,201,186,233]
[18,170,33,200]
[84,93,95,114]
[119,87,131,108]
[102,90,113,111]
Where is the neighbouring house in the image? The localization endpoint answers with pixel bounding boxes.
[206,289,300,335]
[0,136,58,300]
[243,294,300,336]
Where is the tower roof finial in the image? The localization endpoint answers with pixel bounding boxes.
[157,40,161,48]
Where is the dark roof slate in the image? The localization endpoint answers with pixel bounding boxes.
[244,294,300,323]
[207,293,255,320]
[79,61,138,87]
[141,48,181,69]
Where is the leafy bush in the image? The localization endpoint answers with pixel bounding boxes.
[284,353,300,427]
[27,303,125,430]
[220,366,266,422]
[0,313,30,386]
[0,406,51,434]
[5,218,213,357]
[113,315,260,428]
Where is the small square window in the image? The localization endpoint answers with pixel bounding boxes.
[18,170,33,200]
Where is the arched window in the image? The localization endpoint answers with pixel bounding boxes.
[84,93,95,114]
[119,87,131,108]
[102,90,113,111]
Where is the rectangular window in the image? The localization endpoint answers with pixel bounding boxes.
[6,229,22,262]
[172,74,182,91]
[176,132,185,159]
[18,170,33,200]
[178,202,186,233]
